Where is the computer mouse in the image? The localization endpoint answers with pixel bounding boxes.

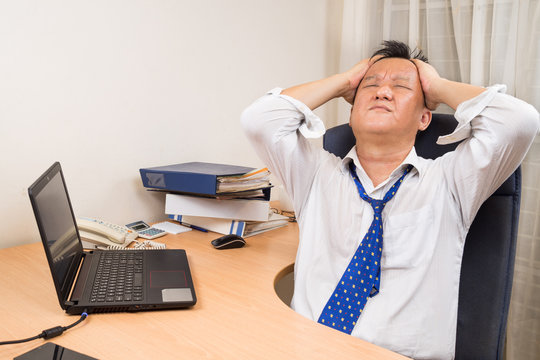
[211,234,246,250]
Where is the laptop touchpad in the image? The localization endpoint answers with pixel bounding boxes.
[162,288,193,302]
[149,270,193,302]
[150,270,187,288]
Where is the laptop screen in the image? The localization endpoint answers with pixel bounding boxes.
[29,163,83,302]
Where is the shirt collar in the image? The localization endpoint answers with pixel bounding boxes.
[340,146,423,191]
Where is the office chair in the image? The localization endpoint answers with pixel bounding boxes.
[323,114,520,360]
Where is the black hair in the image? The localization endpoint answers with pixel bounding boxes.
[371,40,428,63]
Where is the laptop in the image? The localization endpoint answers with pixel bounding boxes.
[28,162,197,315]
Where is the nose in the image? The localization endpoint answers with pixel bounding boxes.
[375,85,393,101]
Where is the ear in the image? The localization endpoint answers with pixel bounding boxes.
[418,108,432,131]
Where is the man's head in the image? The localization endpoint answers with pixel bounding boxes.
[350,41,432,148]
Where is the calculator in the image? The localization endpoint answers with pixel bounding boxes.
[125,220,167,240]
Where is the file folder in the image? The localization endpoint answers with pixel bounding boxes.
[140,162,259,195]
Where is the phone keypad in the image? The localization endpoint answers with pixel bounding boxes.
[85,218,131,235]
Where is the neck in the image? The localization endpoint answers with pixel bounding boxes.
[355,140,412,187]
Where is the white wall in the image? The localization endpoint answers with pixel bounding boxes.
[0,0,342,248]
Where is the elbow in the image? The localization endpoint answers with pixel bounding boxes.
[241,102,264,142]
[515,102,540,142]
[501,103,540,160]
[527,103,540,135]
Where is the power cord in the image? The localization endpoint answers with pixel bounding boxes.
[0,312,88,346]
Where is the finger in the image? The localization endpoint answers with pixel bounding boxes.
[369,54,383,65]
[356,57,378,82]
[411,59,424,76]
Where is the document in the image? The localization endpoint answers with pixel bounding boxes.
[152,221,192,235]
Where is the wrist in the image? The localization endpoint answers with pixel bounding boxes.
[431,78,485,110]
[426,77,449,107]
[332,73,353,99]
[436,76,450,95]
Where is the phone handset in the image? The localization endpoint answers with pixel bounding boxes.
[76,217,138,248]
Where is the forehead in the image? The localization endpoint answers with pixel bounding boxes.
[363,57,419,82]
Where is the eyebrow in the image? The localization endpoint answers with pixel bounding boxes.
[363,75,412,83]
[393,76,412,82]
[363,75,379,82]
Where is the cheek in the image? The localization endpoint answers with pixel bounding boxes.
[353,90,370,107]
[397,93,424,113]
[351,98,369,118]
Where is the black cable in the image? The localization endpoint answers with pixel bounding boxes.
[0,311,88,346]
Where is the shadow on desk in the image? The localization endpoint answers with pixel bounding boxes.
[274,263,294,306]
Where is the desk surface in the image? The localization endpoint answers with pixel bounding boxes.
[0,224,408,359]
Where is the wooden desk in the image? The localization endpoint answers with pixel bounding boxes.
[0,224,408,359]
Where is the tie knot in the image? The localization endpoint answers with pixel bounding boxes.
[349,162,413,218]
[370,199,385,215]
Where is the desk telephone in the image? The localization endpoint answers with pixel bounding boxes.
[76,217,138,248]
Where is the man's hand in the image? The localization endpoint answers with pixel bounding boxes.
[281,57,379,110]
[341,56,380,104]
[413,59,485,111]
[412,59,443,110]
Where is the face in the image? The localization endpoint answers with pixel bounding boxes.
[350,57,431,143]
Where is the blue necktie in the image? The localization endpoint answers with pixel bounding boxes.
[317,161,412,334]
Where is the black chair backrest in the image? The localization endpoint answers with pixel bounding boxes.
[323,114,520,360]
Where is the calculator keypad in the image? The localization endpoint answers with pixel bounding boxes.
[137,227,166,239]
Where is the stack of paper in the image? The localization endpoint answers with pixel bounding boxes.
[165,193,269,222]
[140,161,287,237]
[168,212,289,238]
[217,168,271,193]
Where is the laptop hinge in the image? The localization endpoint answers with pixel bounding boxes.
[68,251,94,305]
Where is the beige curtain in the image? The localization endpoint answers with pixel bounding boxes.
[336,1,540,358]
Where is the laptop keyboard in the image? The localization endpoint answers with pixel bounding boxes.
[90,252,144,303]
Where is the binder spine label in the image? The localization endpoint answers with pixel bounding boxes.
[145,172,166,188]
[230,221,245,236]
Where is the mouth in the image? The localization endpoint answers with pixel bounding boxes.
[369,105,392,112]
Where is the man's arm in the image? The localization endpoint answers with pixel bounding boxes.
[282,58,376,109]
[413,59,540,226]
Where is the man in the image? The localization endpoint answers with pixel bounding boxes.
[241,41,539,359]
